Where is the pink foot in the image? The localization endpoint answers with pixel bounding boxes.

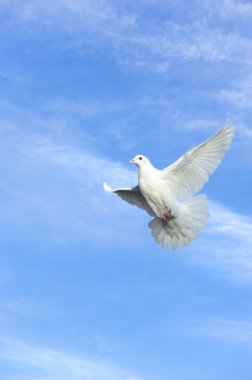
[160,208,173,222]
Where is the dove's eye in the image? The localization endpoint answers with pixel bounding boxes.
[139,157,142,160]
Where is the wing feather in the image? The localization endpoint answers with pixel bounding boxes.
[103,182,155,217]
[161,123,234,201]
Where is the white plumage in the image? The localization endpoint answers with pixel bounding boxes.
[104,124,234,249]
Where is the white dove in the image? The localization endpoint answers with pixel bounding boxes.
[104,124,234,249]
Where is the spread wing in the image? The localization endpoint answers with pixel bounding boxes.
[161,123,235,201]
[103,182,155,217]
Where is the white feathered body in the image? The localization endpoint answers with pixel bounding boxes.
[138,162,209,249]
[138,164,180,218]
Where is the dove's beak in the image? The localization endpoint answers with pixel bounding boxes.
[130,159,135,164]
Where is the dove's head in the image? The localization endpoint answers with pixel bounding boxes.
[130,155,150,167]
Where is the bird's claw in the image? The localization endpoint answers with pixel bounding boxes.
[160,208,174,222]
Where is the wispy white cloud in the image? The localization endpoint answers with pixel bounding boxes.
[219,76,252,109]
[42,98,127,121]
[0,66,30,85]
[221,0,252,18]
[217,70,252,140]
[0,337,143,380]
[181,118,217,130]
[40,94,224,143]
[3,298,61,319]
[166,317,252,342]
[0,269,11,283]
[0,100,147,248]
[2,0,252,71]
[184,200,252,284]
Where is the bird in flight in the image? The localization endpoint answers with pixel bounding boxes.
[104,124,234,249]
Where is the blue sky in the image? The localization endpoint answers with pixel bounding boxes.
[0,0,252,379]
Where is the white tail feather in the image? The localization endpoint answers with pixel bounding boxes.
[148,195,209,249]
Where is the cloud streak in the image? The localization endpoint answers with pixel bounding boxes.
[0,102,145,248]
[166,317,252,342]
[2,0,252,71]
[184,200,252,285]
[0,337,143,380]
